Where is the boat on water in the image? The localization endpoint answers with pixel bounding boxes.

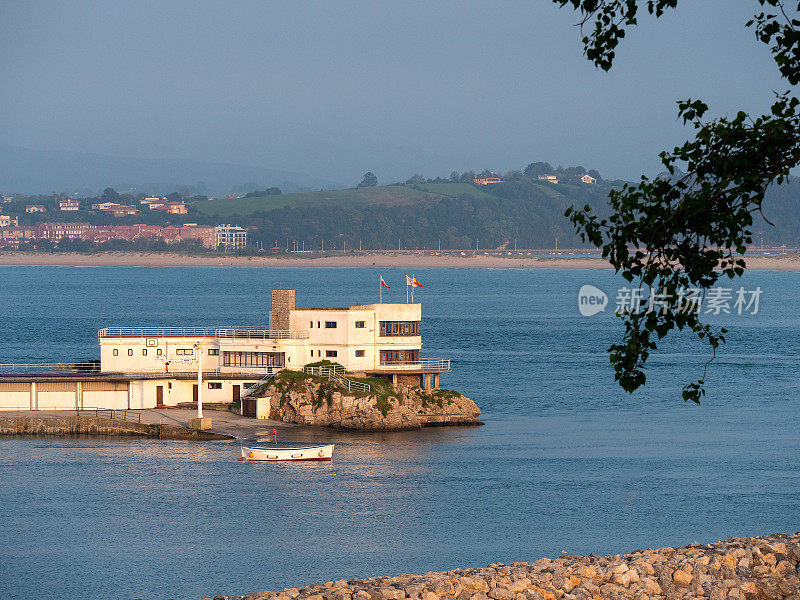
[239,444,334,462]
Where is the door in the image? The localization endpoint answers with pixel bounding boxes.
[232,385,240,402]
[193,384,198,403]
[156,385,164,407]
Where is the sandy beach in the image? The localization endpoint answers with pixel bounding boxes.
[1,250,800,270]
[0,252,800,271]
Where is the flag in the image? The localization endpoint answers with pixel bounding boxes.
[406,275,413,286]
[412,275,422,288]
[380,276,390,289]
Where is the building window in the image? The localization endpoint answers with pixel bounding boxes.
[127,349,133,356]
[208,382,222,389]
[243,382,257,389]
[176,349,193,356]
[310,320,314,328]
[142,349,147,356]
[355,349,365,357]
[223,351,285,368]
[379,321,420,337]
[326,350,338,358]
[355,321,365,328]
[380,349,419,364]
[113,349,119,356]
[208,348,219,356]
[156,349,162,356]
[317,321,321,328]
[325,321,337,328]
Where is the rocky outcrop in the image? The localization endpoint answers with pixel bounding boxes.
[260,374,482,431]
[209,532,800,600]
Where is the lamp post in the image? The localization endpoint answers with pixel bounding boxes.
[194,342,203,419]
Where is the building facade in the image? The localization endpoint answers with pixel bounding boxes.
[215,224,248,250]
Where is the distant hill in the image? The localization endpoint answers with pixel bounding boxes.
[195,179,617,250]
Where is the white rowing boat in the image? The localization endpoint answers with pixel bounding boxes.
[239,444,334,462]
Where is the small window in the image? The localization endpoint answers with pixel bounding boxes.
[355,349,365,357]
[243,382,256,389]
[326,350,338,357]
[168,382,172,389]
[208,348,219,356]
[208,382,222,390]
[176,348,193,356]
[156,349,163,356]
[112,349,119,356]
[310,320,314,328]
[142,349,147,356]
[325,321,337,328]
[127,349,133,356]
[355,321,365,328]
[317,321,321,328]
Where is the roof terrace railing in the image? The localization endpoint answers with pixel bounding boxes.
[98,327,309,340]
[0,362,101,374]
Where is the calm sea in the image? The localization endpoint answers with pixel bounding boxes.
[0,266,798,600]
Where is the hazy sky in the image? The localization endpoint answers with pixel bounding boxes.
[0,1,788,188]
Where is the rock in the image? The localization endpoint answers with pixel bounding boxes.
[487,588,514,600]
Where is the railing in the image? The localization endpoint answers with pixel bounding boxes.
[302,365,370,392]
[0,362,101,374]
[239,372,276,400]
[98,327,309,340]
[378,358,451,370]
[303,365,344,377]
[0,406,141,422]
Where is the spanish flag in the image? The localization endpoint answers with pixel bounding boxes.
[412,275,422,287]
[380,275,390,288]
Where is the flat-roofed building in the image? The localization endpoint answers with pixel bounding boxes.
[215,224,247,250]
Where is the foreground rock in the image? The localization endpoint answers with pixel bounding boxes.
[257,372,482,431]
[208,532,800,600]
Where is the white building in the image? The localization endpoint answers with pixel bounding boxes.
[215,224,248,250]
[0,215,18,227]
[0,290,449,411]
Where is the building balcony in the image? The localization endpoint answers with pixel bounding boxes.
[98,327,309,340]
[370,358,451,373]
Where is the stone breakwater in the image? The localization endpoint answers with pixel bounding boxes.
[262,375,482,431]
[206,533,800,600]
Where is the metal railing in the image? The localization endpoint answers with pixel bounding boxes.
[0,362,101,374]
[0,407,141,422]
[302,365,370,392]
[98,327,309,340]
[239,372,276,400]
[378,358,451,370]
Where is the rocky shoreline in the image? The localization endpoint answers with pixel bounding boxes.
[257,371,483,431]
[206,533,800,600]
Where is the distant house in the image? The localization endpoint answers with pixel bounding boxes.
[92,202,138,217]
[59,198,80,211]
[150,201,188,215]
[580,174,598,185]
[26,205,46,213]
[537,175,559,184]
[141,197,167,205]
[474,173,503,185]
[0,215,18,227]
[179,224,215,248]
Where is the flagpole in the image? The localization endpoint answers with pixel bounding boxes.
[380,279,382,303]
[406,280,409,303]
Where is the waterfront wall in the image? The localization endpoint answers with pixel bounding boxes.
[0,415,230,440]
[209,532,800,600]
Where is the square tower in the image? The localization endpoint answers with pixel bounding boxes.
[270,289,295,331]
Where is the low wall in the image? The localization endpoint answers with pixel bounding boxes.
[0,416,231,440]
[209,532,800,600]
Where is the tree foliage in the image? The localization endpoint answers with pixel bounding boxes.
[358,172,378,188]
[556,0,800,402]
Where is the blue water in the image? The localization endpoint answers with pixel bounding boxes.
[0,266,798,600]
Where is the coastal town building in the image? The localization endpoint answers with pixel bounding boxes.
[91,203,138,217]
[0,215,18,227]
[537,175,559,184]
[0,290,450,410]
[150,201,188,214]
[0,222,218,248]
[474,173,502,185]
[26,204,46,213]
[215,224,248,250]
[580,174,598,184]
[59,198,81,211]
